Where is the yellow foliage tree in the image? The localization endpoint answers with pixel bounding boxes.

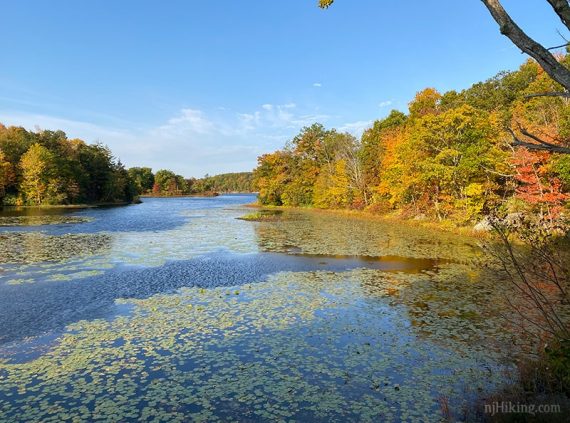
[19,143,55,205]
[313,159,351,208]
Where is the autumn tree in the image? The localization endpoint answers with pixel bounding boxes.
[313,159,352,208]
[0,151,12,201]
[408,88,441,119]
[319,0,570,154]
[281,124,331,206]
[360,110,407,204]
[512,149,568,218]
[19,144,57,205]
[0,124,136,205]
[254,151,292,205]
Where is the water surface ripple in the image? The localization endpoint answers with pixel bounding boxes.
[0,195,516,422]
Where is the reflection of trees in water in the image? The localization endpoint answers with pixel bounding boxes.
[253,209,479,260]
[250,209,522,355]
[0,232,112,264]
[0,270,509,422]
[356,265,522,355]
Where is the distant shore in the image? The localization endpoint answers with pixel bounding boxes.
[140,192,256,198]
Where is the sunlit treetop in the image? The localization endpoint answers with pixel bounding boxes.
[318,0,334,9]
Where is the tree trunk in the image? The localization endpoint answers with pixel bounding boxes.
[546,0,570,30]
[481,0,570,91]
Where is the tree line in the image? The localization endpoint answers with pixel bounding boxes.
[0,124,254,206]
[253,58,570,224]
[0,125,135,206]
[128,168,254,197]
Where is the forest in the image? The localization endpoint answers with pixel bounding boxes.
[0,124,253,206]
[0,125,135,206]
[253,58,570,226]
[128,168,254,197]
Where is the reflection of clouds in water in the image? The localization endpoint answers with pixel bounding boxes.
[0,269,510,422]
[109,208,259,266]
[0,198,522,422]
[0,202,259,285]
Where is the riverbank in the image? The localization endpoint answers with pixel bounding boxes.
[0,200,137,211]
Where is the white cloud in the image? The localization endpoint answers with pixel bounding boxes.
[236,102,325,132]
[338,120,373,136]
[0,101,332,177]
[159,108,215,135]
[379,100,392,108]
[313,82,322,87]
[0,112,137,145]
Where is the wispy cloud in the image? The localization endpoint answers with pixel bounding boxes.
[313,82,322,88]
[338,120,373,136]
[158,108,215,136]
[236,102,326,132]
[379,100,392,108]
[0,101,333,177]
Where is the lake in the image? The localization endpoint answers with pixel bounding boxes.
[0,195,519,422]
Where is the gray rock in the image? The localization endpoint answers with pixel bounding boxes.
[473,217,493,232]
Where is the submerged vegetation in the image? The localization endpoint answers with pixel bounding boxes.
[0,192,568,421]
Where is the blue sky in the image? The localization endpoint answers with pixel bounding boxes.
[0,1,565,177]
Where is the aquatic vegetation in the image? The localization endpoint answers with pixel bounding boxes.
[0,232,112,265]
[0,203,258,285]
[237,209,284,222]
[0,269,512,422]
[0,197,529,421]
[0,215,92,227]
[253,209,480,261]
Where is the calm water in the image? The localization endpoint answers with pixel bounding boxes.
[0,196,517,422]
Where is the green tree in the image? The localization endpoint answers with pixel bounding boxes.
[128,167,155,194]
[153,169,188,195]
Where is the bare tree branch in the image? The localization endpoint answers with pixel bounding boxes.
[481,0,570,91]
[546,0,570,31]
[548,42,570,51]
[525,91,570,99]
[507,127,570,154]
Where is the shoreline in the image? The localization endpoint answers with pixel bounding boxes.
[243,202,490,239]
[140,192,256,198]
[0,201,135,210]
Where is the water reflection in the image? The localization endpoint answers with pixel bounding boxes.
[0,197,519,422]
[252,208,480,261]
[0,271,508,422]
